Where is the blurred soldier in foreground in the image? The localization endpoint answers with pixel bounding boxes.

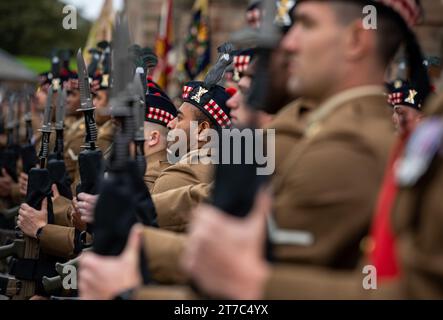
[183,0,435,299]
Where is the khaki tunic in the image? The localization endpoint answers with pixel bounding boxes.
[97,119,114,158]
[64,118,86,182]
[39,120,114,259]
[133,99,318,291]
[270,86,395,269]
[39,224,77,258]
[137,183,212,285]
[262,92,443,300]
[263,86,400,299]
[152,149,214,195]
[266,99,316,177]
[153,183,212,232]
[64,115,79,130]
[143,150,171,193]
[390,93,443,299]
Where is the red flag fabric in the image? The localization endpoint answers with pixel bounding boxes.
[369,134,410,281]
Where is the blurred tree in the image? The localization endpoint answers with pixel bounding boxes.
[0,0,91,57]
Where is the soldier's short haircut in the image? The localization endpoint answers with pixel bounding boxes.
[330,1,406,67]
[327,0,430,103]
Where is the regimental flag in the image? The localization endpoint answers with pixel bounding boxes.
[83,0,115,65]
[154,0,174,90]
[184,0,211,81]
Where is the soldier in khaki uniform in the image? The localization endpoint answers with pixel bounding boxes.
[76,52,313,299]
[62,75,85,182]
[17,71,115,259]
[142,87,178,192]
[148,78,234,233]
[181,0,436,300]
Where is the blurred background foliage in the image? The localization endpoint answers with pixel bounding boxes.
[0,0,90,72]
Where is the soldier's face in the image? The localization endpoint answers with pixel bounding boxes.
[227,76,255,127]
[35,87,48,112]
[167,102,198,152]
[93,90,110,125]
[392,105,423,137]
[67,89,81,115]
[282,2,345,101]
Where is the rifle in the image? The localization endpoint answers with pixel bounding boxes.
[210,0,277,273]
[41,250,83,294]
[41,247,91,294]
[0,275,21,298]
[245,0,281,113]
[0,206,20,221]
[50,50,62,91]
[90,15,151,286]
[0,87,5,136]
[0,93,26,223]
[132,74,158,227]
[47,87,73,200]
[0,86,61,299]
[2,94,19,182]
[20,93,39,175]
[88,48,102,78]
[75,49,103,198]
[14,96,21,152]
[211,0,278,216]
[130,45,158,177]
[98,41,112,81]
[60,49,73,73]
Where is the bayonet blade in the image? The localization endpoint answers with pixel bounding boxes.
[76,49,94,112]
[132,74,145,142]
[6,94,15,131]
[24,93,32,122]
[110,14,132,100]
[108,14,133,118]
[55,88,66,130]
[41,86,53,133]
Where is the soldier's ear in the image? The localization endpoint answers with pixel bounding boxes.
[148,130,160,147]
[197,121,212,142]
[197,121,211,133]
[345,20,372,62]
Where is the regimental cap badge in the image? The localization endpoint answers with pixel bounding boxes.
[101,74,110,88]
[405,89,418,105]
[191,87,209,104]
[275,0,296,27]
[387,79,423,111]
[52,78,61,91]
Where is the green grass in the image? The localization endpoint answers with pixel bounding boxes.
[16,56,77,74]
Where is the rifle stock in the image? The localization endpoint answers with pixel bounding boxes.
[0,206,20,221]
[42,275,62,293]
[41,251,85,293]
[0,239,25,260]
[0,275,21,298]
[21,144,38,175]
